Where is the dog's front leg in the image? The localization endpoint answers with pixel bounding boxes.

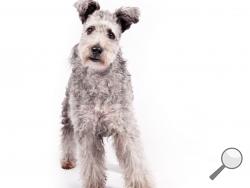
[60,88,77,170]
[113,126,153,188]
[76,132,106,188]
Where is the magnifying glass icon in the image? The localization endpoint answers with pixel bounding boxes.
[209,147,243,180]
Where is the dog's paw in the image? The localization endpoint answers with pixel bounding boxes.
[61,159,76,170]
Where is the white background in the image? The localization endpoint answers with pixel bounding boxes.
[0,0,250,188]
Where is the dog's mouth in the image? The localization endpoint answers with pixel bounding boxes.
[89,56,101,62]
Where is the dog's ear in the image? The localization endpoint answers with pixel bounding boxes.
[115,7,140,33]
[74,0,100,24]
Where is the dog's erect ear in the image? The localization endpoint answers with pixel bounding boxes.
[74,0,100,24]
[115,7,140,33]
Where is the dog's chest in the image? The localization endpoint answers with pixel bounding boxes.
[73,73,124,107]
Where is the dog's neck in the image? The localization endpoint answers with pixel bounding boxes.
[69,46,130,102]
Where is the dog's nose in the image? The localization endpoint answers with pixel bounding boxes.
[91,45,103,55]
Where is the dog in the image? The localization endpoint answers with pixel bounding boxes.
[60,1,153,187]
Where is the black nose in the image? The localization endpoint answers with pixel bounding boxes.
[91,45,103,55]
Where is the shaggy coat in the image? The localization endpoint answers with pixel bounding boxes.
[61,1,153,188]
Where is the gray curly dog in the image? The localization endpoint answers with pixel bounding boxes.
[60,1,153,187]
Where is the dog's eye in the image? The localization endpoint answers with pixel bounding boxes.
[107,29,115,40]
[86,26,95,35]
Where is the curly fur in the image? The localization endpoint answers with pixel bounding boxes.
[60,1,153,188]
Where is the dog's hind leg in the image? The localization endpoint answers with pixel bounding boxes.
[60,88,76,170]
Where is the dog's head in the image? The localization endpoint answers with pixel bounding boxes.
[74,0,140,71]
